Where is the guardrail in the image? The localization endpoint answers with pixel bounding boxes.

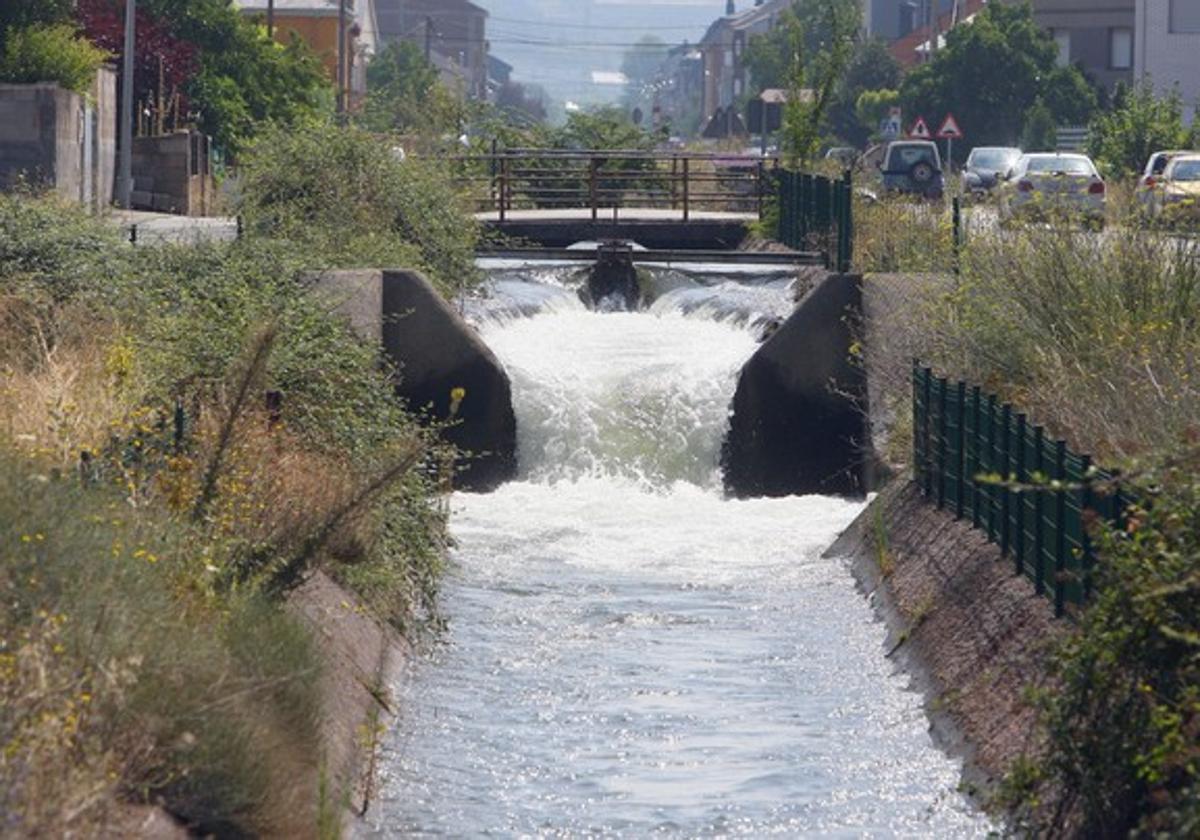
[912,363,1128,616]
[449,148,776,221]
[776,170,853,273]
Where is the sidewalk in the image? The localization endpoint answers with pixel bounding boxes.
[108,210,239,245]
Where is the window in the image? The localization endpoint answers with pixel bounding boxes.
[1171,0,1200,33]
[1052,29,1071,68]
[1110,28,1133,69]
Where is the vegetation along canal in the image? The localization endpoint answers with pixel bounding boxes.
[361,261,993,836]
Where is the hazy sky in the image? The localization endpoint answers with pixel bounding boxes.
[472,0,730,108]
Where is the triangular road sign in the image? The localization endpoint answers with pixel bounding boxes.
[909,116,931,139]
[937,113,963,139]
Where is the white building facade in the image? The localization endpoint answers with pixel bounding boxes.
[1135,0,1200,122]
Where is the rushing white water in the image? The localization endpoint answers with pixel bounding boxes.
[363,269,993,837]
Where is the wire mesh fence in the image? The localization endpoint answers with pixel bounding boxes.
[912,362,1129,616]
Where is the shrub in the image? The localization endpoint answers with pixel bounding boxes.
[1029,450,1200,836]
[0,23,110,95]
[1088,83,1193,179]
[236,122,480,296]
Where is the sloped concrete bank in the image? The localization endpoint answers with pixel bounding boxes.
[290,573,408,833]
[826,480,1063,804]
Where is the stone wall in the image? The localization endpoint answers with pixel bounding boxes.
[0,68,116,208]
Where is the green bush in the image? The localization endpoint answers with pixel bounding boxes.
[236,122,480,296]
[1088,83,1194,179]
[1028,450,1200,836]
[0,23,110,95]
[0,455,323,836]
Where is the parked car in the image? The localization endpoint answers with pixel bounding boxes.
[961,146,1021,197]
[998,152,1106,229]
[1136,149,1192,213]
[878,140,944,200]
[1149,154,1200,222]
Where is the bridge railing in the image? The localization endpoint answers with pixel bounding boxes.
[912,363,1130,617]
[447,149,776,220]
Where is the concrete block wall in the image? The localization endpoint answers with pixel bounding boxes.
[0,68,117,209]
[131,131,215,216]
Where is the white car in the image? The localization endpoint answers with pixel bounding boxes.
[999,152,1106,229]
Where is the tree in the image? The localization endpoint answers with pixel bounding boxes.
[79,0,330,155]
[0,0,74,50]
[495,81,547,126]
[1087,83,1192,178]
[361,41,463,136]
[828,38,901,147]
[777,0,856,165]
[899,2,1097,155]
[0,24,111,95]
[855,88,900,143]
[1021,99,1057,152]
[742,0,860,93]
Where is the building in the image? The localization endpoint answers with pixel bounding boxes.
[1033,0,1135,92]
[887,0,986,68]
[234,0,378,104]
[865,0,957,40]
[375,0,489,100]
[697,0,792,124]
[1135,0,1200,122]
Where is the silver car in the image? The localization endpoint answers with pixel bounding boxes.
[999,152,1106,229]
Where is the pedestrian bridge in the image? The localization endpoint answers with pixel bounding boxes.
[455,149,774,249]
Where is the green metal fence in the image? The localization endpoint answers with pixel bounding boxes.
[912,363,1128,617]
[776,169,853,273]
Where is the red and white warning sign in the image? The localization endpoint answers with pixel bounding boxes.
[909,116,932,139]
[936,113,963,140]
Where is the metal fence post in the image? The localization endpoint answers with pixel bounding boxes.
[499,156,509,222]
[986,394,997,541]
[937,377,948,509]
[682,157,690,222]
[912,362,922,485]
[952,195,962,276]
[955,380,966,519]
[1033,425,1046,595]
[923,367,934,496]
[589,156,599,222]
[1054,439,1067,616]
[1080,453,1094,603]
[1000,403,1012,555]
[1014,413,1027,578]
[970,385,981,527]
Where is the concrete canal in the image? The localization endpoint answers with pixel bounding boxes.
[360,260,993,836]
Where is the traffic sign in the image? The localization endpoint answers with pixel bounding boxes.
[909,116,931,139]
[880,107,902,140]
[936,113,963,140]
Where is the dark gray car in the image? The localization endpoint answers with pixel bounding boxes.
[962,146,1022,196]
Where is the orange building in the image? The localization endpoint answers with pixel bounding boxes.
[234,0,379,104]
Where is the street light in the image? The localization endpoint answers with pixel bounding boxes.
[118,0,135,209]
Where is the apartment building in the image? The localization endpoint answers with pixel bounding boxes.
[375,0,489,100]
[1033,0,1135,92]
[697,0,792,122]
[1135,0,1200,121]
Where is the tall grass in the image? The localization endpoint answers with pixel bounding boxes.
[0,181,458,831]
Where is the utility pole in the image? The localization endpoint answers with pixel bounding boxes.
[425,16,433,62]
[336,0,347,117]
[267,0,275,38]
[118,0,135,209]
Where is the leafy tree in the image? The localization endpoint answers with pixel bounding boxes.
[828,38,901,147]
[0,23,111,95]
[362,41,463,136]
[777,0,856,165]
[553,107,655,151]
[742,0,860,94]
[0,0,73,50]
[855,88,899,143]
[495,81,547,126]
[620,34,669,112]
[899,2,1097,155]
[78,0,329,156]
[1087,83,1193,178]
[1020,99,1057,152]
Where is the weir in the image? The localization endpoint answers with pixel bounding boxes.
[359,260,993,836]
